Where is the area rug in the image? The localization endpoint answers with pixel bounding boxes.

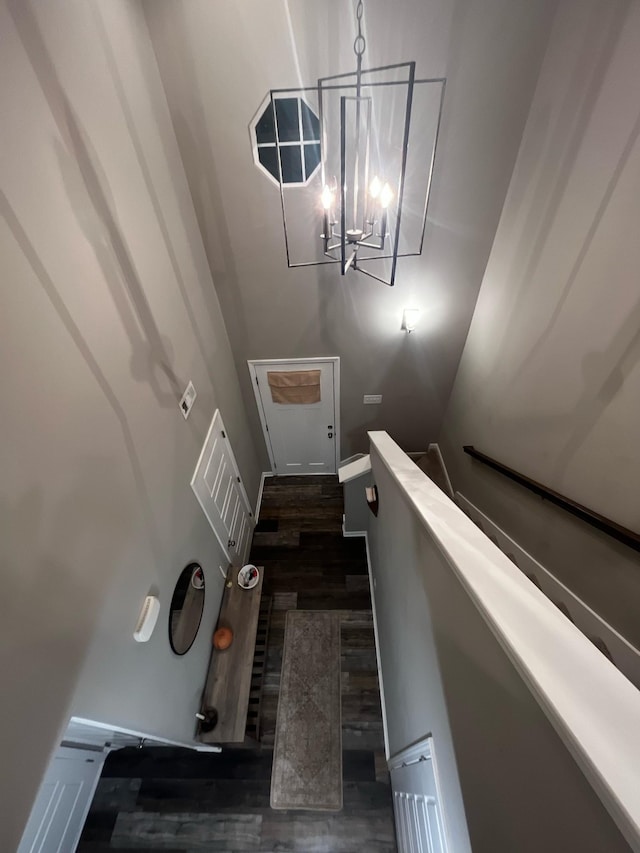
[270,610,342,811]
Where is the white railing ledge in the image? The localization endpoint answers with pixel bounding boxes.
[338,453,371,484]
[369,431,640,852]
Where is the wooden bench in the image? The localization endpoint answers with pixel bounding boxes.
[198,565,264,743]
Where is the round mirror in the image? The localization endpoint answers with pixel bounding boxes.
[169,563,205,655]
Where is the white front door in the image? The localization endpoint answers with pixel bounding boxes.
[191,410,253,565]
[249,358,339,475]
[390,737,448,853]
[17,745,107,853]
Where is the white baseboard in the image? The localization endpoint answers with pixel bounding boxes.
[254,471,273,522]
[363,533,390,761]
[70,716,222,753]
[456,493,640,691]
[342,514,367,538]
[428,442,455,500]
[343,528,367,538]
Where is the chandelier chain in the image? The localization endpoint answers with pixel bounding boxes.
[354,0,366,59]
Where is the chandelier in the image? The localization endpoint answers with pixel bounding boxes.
[267,1,445,287]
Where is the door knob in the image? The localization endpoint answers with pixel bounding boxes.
[328,432,333,438]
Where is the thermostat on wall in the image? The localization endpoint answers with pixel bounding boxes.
[134,595,160,642]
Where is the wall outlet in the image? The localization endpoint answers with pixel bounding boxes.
[180,380,197,419]
[363,394,382,404]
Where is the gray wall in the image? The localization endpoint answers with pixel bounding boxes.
[143,0,557,460]
[342,469,372,535]
[367,444,631,852]
[0,1,261,847]
[439,0,640,648]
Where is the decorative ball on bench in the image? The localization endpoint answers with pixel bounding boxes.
[213,626,233,650]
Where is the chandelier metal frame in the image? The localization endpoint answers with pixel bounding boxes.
[269,0,446,286]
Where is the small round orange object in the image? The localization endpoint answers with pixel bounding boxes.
[213,626,233,650]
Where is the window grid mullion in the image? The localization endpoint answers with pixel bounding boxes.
[254,98,320,186]
[257,141,318,148]
[297,99,306,181]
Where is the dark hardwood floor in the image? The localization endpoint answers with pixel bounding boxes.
[78,475,396,852]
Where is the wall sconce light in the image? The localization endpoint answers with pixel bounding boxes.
[403,308,420,333]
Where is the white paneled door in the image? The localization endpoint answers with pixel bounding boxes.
[390,737,448,853]
[191,410,253,565]
[17,746,107,853]
[249,358,339,475]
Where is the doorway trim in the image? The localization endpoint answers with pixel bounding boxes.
[247,357,341,475]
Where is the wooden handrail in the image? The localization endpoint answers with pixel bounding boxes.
[463,445,640,554]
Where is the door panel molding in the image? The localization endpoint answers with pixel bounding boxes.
[17,745,107,853]
[390,736,450,853]
[191,410,253,565]
[247,357,340,475]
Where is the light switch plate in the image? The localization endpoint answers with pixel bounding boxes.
[180,380,197,419]
[363,394,382,404]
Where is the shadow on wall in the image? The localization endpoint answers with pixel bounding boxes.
[172,109,250,349]
[476,286,640,495]
[90,3,220,399]
[505,103,640,409]
[153,2,250,344]
[152,8,267,460]
[482,1,633,409]
[9,0,183,412]
[54,114,182,408]
[554,297,640,482]
[493,101,640,484]
[1,189,162,564]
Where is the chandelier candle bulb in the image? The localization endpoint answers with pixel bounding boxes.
[368,176,382,225]
[321,184,333,247]
[378,184,392,238]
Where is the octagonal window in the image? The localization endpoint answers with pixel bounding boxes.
[252,96,321,187]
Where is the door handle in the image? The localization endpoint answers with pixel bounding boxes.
[328,432,333,439]
[228,539,236,548]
